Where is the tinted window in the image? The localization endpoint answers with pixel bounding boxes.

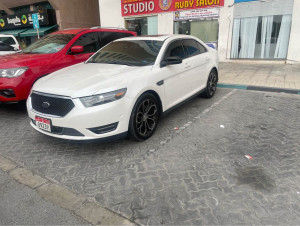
[0,43,14,51]
[163,40,185,59]
[100,32,134,48]
[183,39,200,58]
[88,40,163,67]
[0,37,16,46]
[72,32,99,54]
[197,42,207,54]
[23,34,75,53]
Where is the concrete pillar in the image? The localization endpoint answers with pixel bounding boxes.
[287,0,300,64]
[99,0,124,28]
[0,1,13,15]
[158,12,173,34]
[218,0,234,62]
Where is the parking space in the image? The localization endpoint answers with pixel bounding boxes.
[1,88,300,225]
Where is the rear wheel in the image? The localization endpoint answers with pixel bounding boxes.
[203,69,218,98]
[129,93,159,141]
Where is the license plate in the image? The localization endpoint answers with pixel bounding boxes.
[35,116,51,132]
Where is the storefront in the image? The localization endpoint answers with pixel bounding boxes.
[0,9,57,48]
[174,8,219,48]
[120,0,224,46]
[231,0,294,60]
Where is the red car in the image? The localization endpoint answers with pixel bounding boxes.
[0,28,136,103]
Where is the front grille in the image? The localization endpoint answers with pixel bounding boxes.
[31,92,75,117]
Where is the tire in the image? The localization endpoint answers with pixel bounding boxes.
[203,69,218,98]
[128,93,160,141]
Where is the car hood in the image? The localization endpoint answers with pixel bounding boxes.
[33,63,151,98]
[0,52,52,68]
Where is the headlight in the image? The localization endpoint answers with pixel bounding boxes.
[80,88,127,107]
[0,67,28,78]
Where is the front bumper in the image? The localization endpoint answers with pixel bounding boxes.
[27,96,132,140]
[0,73,32,102]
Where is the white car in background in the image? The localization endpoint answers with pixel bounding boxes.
[0,42,18,55]
[0,34,20,50]
[27,35,219,141]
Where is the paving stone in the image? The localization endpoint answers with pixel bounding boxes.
[1,89,300,224]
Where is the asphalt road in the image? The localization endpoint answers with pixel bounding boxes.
[0,88,300,225]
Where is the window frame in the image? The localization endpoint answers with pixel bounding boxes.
[161,39,187,62]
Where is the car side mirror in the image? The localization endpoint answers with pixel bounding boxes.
[160,56,182,68]
[70,45,84,54]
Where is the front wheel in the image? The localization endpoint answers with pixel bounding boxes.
[203,69,218,98]
[128,93,159,141]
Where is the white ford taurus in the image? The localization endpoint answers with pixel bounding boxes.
[27,35,219,141]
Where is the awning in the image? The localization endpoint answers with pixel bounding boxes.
[19,25,58,37]
[0,28,30,36]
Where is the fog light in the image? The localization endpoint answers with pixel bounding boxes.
[0,89,16,98]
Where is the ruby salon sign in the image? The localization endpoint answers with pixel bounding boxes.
[121,0,224,17]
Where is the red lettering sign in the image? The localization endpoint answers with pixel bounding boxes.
[121,0,224,17]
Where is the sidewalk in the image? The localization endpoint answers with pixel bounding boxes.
[218,62,300,91]
[0,169,88,225]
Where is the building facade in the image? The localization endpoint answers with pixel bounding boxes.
[99,0,300,63]
[0,0,100,48]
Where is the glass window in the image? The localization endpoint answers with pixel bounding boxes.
[174,19,219,43]
[0,42,14,51]
[72,32,99,54]
[100,32,133,48]
[0,37,16,46]
[88,40,163,67]
[197,42,207,54]
[125,16,158,36]
[23,34,75,54]
[163,40,186,59]
[231,15,292,59]
[183,39,200,58]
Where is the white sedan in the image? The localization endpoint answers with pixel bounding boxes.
[27,35,219,141]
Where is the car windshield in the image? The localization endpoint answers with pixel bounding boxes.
[88,40,164,66]
[23,34,75,54]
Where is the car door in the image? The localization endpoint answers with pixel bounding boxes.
[66,32,100,65]
[159,39,193,110]
[182,39,209,93]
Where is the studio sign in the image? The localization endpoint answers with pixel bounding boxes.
[121,0,224,16]
[0,11,49,30]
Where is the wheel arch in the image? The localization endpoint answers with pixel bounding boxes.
[139,90,163,118]
[211,67,219,83]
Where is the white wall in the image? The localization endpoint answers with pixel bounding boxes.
[218,0,234,61]
[287,0,300,63]
[99,0,124,28]
[158,13,174,35]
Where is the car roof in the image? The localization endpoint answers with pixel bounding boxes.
[52,28,135,36]
[115,34,196,42]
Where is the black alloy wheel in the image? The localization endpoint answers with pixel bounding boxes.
[203,69,218,98]
[129,93,159,141]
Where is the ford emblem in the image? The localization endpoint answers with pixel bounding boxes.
[41,102,50,108]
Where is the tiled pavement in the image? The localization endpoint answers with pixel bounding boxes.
[1,88,300,225]
[219,62,300,90]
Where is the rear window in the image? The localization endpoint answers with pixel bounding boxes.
[23,34,75,54]
[0,37,16,46]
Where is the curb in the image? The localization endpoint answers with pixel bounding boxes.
[0,154,136,226]
[217,83,300,95]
